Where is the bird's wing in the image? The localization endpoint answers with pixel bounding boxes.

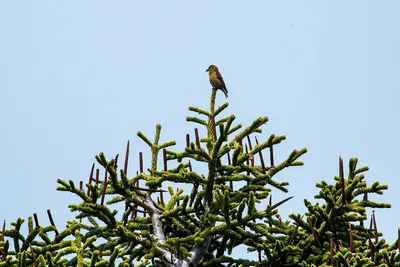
[216,70,227,88]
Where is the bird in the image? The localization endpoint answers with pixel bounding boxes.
[206,65,228,98]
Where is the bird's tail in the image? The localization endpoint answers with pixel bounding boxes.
[221,88,228,98]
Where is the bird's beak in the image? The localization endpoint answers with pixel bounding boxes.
[205,68,209,72]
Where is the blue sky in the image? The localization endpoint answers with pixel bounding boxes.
[1,1,399,259]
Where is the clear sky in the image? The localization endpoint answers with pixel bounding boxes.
[1,1,399,259]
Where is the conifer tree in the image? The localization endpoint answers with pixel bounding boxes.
[1,89,398,267]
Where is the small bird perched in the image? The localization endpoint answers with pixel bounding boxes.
[206,65,228,98]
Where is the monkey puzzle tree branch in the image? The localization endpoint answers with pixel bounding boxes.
[137,126,176,173]
[186,116,207,126]
[146,172,207,188]
[188,106,210,117]
[214,102,229,117]
[166,150,210,163]
[230,116,268,144]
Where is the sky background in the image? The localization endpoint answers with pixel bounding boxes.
[1,1,399,260]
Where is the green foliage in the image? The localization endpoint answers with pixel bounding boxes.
[0,89,397,266]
